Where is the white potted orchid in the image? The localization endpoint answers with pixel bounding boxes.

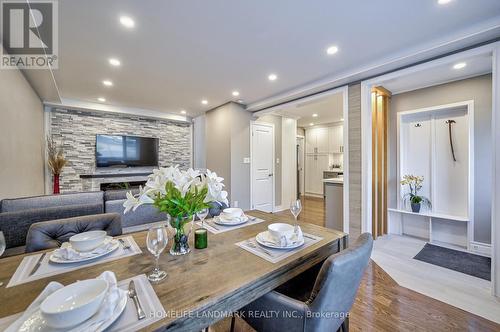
[123,166,228,255]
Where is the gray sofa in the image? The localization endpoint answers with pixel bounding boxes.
[0,192,104,255]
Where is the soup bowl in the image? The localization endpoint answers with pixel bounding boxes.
[69,230,107,252]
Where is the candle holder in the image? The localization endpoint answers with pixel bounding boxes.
[195,227,208,249]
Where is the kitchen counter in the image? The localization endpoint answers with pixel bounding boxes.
[323,177,344,184]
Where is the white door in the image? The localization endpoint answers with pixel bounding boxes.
[251,123,274,212]
[305,129,316,154]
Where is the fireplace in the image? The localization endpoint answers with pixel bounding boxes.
[100,181,147,191]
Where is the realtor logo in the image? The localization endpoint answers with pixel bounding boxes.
[1,0,58,69]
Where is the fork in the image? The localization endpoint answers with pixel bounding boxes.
[119,238,131,250]
[246,240,274,257]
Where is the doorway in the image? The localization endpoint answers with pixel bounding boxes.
[250,122,275,212]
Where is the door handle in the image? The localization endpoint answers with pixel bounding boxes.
[268,173,273,177]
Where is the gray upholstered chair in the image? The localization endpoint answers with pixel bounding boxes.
[25,213,122,253]
[235,233,373,332]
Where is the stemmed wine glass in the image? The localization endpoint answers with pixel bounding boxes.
[290,199,302,231]
[146,225,168,282]
[196,208,209,227]
[0,231,5,287]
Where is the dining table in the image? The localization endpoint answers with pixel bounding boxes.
[0,210,347,331]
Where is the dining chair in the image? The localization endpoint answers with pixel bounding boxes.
[25,213,122,253]
[233,233,373,332]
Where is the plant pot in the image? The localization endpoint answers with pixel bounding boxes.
[411,202,421,213]
[170,218,191,255]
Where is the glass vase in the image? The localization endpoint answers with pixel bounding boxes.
[170,217,191,255]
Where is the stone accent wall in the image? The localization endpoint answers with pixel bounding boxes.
[348,84,362,233]
[50,108,191,192]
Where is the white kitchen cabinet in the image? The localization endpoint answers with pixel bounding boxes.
[305,127,329,154]
[305,154,329,195]
[329,125,343,153]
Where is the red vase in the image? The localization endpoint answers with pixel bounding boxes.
[53,174,60,194]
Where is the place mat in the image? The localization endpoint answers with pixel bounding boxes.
[0,274,165,332]
[7,236,142,288]
[236,233,323,263]
[195,214,264,234]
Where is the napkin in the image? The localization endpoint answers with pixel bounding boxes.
[5,271,125,332]
[53,238,116,261]
[275,226,304,247]
[5,282,63,332]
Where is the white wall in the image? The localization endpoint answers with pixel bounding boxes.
[193,115,206,169]
[390,74,492,244]
[0,63,44,199]
[281,117,298,207]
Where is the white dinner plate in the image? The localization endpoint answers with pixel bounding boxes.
[18,288,128,332]
[256,231,304,250]
[49,238,120,264]
[213,214,249,226]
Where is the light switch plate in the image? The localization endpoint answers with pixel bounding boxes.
[276,158,280,164]
[243,157,250,164]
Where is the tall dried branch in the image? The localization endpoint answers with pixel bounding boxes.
[46,136,67,175]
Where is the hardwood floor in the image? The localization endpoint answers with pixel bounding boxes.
[210,197,500,331]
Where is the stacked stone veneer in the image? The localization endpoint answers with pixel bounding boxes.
[50,108,191,192]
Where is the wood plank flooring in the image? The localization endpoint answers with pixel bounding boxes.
[211,196,500,331]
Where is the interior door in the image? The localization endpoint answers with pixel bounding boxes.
[297,137,305,198]
[252,123,274,212]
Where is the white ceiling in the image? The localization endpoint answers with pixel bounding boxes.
[275,92,344,127]
[23,0,500,116]
[381,54,492,94]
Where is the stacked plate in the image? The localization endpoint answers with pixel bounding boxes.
[256,223,304,249]
[17,278,128,332]
[214,208,249,226]
[49,231,119,264]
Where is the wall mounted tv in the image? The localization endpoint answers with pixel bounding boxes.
[96,135,159,167]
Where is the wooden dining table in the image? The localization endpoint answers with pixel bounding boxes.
[0,211,347,331]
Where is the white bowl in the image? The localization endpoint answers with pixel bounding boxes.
[268,223,295,241]
[69,231,107,252]
[222,208,243,218]
[40,279,108,329]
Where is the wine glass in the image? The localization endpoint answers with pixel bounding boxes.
[290,199,302,225]
[146,225,168,282]
[0,232,5,287]
[196,208,209,227]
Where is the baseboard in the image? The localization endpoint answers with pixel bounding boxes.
[469,241,491,257]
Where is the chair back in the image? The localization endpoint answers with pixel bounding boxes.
[306,233,373,331]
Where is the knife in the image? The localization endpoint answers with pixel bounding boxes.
[128,280,146,320]
[28,253,46,277]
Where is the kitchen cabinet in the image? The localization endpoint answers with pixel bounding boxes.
[305,154,329,195]
[305,127,329,154]
[329,125,343,153]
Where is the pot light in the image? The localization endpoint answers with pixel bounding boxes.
[109,58,121,66]
[340,118,344,121]
[97,97,106,102]
[201,99,208,105]
[438,0,452,4]
[180,110,187,114]
[312,113,318,117]
[102,80,113,87]
[232,91,240,97]
[453,62,466,70]
[268,73,277,81]
[309,123,314,126]
[326,45,339,55]
[119,16,135,28]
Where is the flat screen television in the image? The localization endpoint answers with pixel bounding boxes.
[96,135,159,167]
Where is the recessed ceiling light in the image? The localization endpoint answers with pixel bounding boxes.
[109,58,121,66]
[438,0,452,4]
[201,99,208,105]
[326,45,339,55]
[119,16,135,28]
[309,123,314,126]
[268,73,277,81]
[232,91,240,97]
[312,113,318,117]
[453,62,467,70]
[97,97,106,102]
[180,110,187,114]
[102,80,113,87]
[340,118,344,121]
